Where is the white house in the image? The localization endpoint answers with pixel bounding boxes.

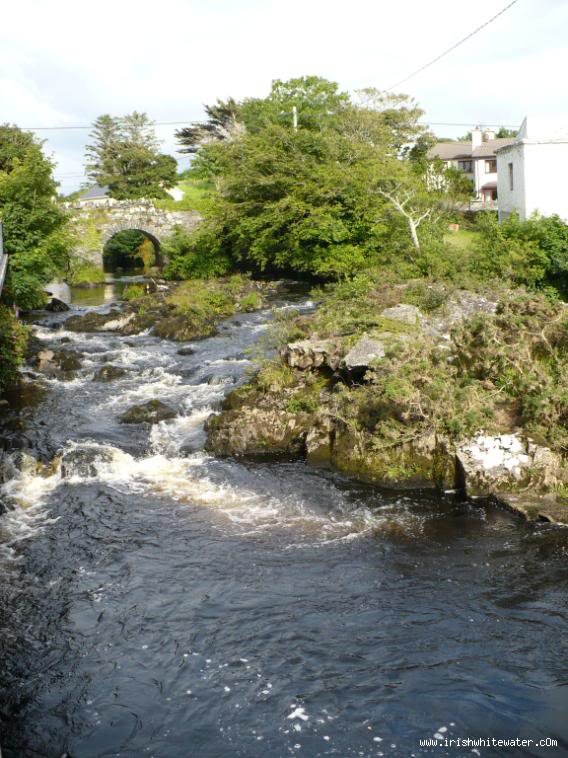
[76,184,112,207]
[428,128,516,206]
[496,117,568,221]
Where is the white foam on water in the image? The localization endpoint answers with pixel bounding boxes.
[0,457,62,552]
[99,313,135,331]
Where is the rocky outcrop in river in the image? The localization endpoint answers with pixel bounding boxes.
[206,282,568,524]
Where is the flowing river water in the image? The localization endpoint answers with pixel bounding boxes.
[1,289,568,757]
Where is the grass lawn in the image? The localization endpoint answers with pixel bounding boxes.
[155,176,214,214]
[445,228,480,252]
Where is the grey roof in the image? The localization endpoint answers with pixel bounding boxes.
[471,138,515,158]
[79,184,109,199]
[428,142,472,160]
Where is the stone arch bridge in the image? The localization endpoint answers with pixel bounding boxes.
[69,198,202,268]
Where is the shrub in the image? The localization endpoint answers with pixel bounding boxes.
[122,284,145,301]
[0,306,28,394]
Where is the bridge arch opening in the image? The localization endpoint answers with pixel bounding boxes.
[103,229,163,275]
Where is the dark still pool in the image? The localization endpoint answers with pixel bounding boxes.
[1,298,567,757]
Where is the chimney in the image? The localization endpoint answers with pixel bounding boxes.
[483,128,496,142]
[471,127,483,149]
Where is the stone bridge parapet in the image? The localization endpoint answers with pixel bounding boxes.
[68,198,202,267]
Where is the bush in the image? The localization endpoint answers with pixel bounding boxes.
[162,225,231,280]
[0,306,28,394]
[67,261,106,286]
[122,284,145,300]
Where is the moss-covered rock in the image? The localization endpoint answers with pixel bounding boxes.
[92,364,128,382]
[119,399,177,424]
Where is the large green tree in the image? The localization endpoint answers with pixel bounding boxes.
[169,77,452,279]
[85,112,177,199]
[0,124,69,308]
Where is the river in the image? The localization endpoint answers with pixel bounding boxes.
[1,290,567,757]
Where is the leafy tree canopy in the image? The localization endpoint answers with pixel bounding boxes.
[168,77,460,280]
[85,112,177,199]
[0,124,69,308]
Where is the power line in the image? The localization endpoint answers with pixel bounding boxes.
[386,0,521,91]
[30,118,520,135]
[22,121,195,132]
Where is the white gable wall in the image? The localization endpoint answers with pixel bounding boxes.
[497,143,526,219]
[498,119,568,222]
[523,142,568,220]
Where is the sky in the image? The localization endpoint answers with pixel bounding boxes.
[1,0,567,194]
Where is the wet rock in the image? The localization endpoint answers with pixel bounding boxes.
[343,335,386,373]
[305,416,334,467]
[119,399,177,424]
[206,407,308,458]
[281,338,341,371]
[493,492,568,524]
[0,450,40,483]
[153,315,216,341]
[64,309,125,332]
[45,297,70,313]
[177,346,196,356]
[207,375,235,386]
[456,434,563,497]
[60,446,115,479]
[92,364,128,382]
[33,348,82,377]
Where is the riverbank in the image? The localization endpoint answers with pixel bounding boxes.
[205,277,568,524]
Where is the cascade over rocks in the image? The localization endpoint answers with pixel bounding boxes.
[33,348,82,377]
[60,446,115,479]
[92,364,128,382]
[119,399,177,424]
[65,309,125,333]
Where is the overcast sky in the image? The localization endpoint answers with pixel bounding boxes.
[1,0,566,193]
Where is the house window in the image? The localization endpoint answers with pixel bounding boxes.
[508,162,514,191]
[458,160,473,173]
[485,159,497,173]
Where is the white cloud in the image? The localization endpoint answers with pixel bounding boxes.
[1,0,566,192]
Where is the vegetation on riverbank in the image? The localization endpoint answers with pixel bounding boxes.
[63,274,268,341]
[0,306,28,396]
[206,277,568,517]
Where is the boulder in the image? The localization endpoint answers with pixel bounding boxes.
[119,399,177,424]
[342,336,386,373]
[92,364,128,383]
[281,338,341,371]
[64,309,124,332]
[33,348,82,376]
[177,346,196,356]
[381,303,426,326]
[0,450,40,483]
[206,407,307,458]
[456,434,563,497]
[46,297,70,313]
[60,446,115,479]
[426,291,497,340]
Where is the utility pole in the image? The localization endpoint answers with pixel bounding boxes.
[292,106,298,132]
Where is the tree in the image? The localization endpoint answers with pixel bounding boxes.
[176,98,244,154]
[496,126,518,138]
[170,77,453,280]
[0,124,69,308]
[85,114,121,182]
[85,113,177,199]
